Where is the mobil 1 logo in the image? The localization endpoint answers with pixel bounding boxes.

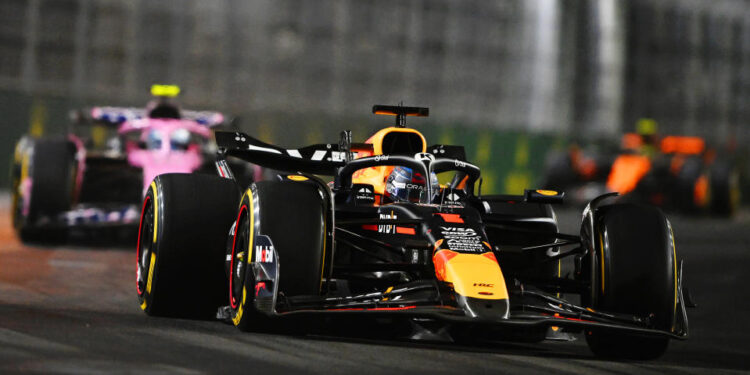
[254,235,275,263]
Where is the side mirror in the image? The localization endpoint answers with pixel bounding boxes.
[524,189,564,204]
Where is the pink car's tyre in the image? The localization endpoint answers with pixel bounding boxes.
[13,137,76,244]
[137,173,239,318]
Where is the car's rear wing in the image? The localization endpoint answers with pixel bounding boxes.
[70,107,226,127]
[216,130,472,176]
[216,131,347,175]
[373,105,428,127]
[372,105,429,117]
[216,131,466,176]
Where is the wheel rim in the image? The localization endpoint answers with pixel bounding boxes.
[136,196,154,296]
[230,205,249,309]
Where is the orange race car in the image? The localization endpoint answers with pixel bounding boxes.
[543,124,741,216]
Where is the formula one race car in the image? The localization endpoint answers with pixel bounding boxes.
[10,85,257,243]
[137,105,689,359]
[543,128,741,217]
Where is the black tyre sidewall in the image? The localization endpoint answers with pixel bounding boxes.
[27,138,76,222]
[15,138,76,243]
[231,180,327,331]
[586,203,676,359]
[138,173,239,318]
[709,160,739,217]
[675,156,704,211]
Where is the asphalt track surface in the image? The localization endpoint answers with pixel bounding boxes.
[1,194,749,374]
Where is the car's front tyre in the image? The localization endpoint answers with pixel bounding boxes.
[137,173,239,318]
[585,203,677,360]
[229,179,328,331]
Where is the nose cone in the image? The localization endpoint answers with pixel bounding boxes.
[433,250,511,319]
[433,250,509,298]
[457,294,510,320]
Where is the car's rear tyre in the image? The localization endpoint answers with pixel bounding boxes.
[12,137,76,244]
[137,173,239,318]
[541,150,575,192]
[709,160,740,217]
[230,180,327,331]
[674,156,706,212]
[585,203,676,360]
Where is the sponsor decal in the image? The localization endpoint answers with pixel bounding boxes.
[454,160,467,168]
[374,155,390,162]
[473,283,494,287]
[330,151,348,162]
[440,226,485,252]
[355,186,375,203]
[414,152,435,162]
[351,184,375,203]
[255,245,273,263]
[309,150,358,162]
[441,191,464,206]
[311,150,328,161]
[392,181,426,192]
[378,212,397,234]
[287,175,308,181]
[254,235,276,263]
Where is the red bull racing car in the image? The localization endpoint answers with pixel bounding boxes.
[137,105,689,359]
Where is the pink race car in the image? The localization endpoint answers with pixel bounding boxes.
[10,93,258,244]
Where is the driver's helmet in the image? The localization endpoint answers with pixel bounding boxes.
[146,129,164,150]
[169,128,191,151]
[384,166,439,203]
[146,99,181,119]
